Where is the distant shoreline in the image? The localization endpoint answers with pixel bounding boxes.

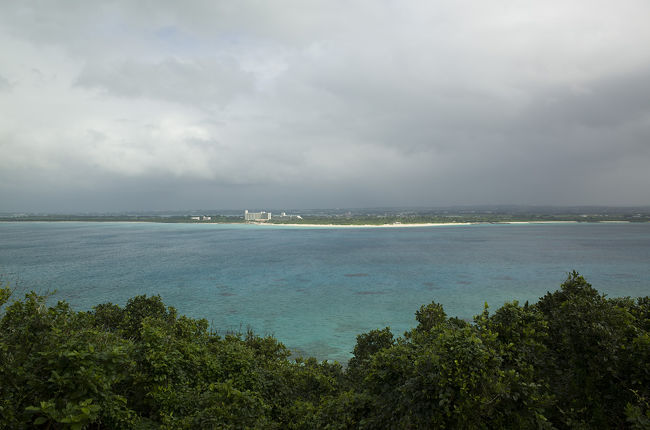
[1,219,645,228]
[252,220,586,228]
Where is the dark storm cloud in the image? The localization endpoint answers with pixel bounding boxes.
[1,1,650,211]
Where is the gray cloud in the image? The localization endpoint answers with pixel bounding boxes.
[0,74,10,91]
[76,57,253,108]
[519,67,650,131]
[1,1,650,212]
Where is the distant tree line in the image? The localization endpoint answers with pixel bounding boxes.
[269,213,650,224]
[0,272,648,428]
[0,215,246,223]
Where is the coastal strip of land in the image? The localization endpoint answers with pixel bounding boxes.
[2,210,648,226]
[251,220,584,228]
[0,218,642,227]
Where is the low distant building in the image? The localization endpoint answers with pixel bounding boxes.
[244,210,271,221]
[275,211,302,220]
[190,215,211,221]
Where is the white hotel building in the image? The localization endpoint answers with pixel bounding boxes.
[244,210,271,221]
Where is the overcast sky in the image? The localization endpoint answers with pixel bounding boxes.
[1,1,650,212]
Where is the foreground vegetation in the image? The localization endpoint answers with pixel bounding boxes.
[1,273,649,429]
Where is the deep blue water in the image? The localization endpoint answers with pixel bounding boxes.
[1,221,649,362]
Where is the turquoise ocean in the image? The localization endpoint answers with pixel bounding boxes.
[1,221,649,362]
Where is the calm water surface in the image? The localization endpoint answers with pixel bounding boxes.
[1,222,649,362]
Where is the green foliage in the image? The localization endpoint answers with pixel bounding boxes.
[346,327,394,385]
[626,390,650,430]
[415,301,447,331]
[0,283,11,308]
[0,273,648,428]
[358,319,550,428]
[26,398,101,429]
[91,302,124,332]
[121,294,177,339]
[534,271,645,427]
